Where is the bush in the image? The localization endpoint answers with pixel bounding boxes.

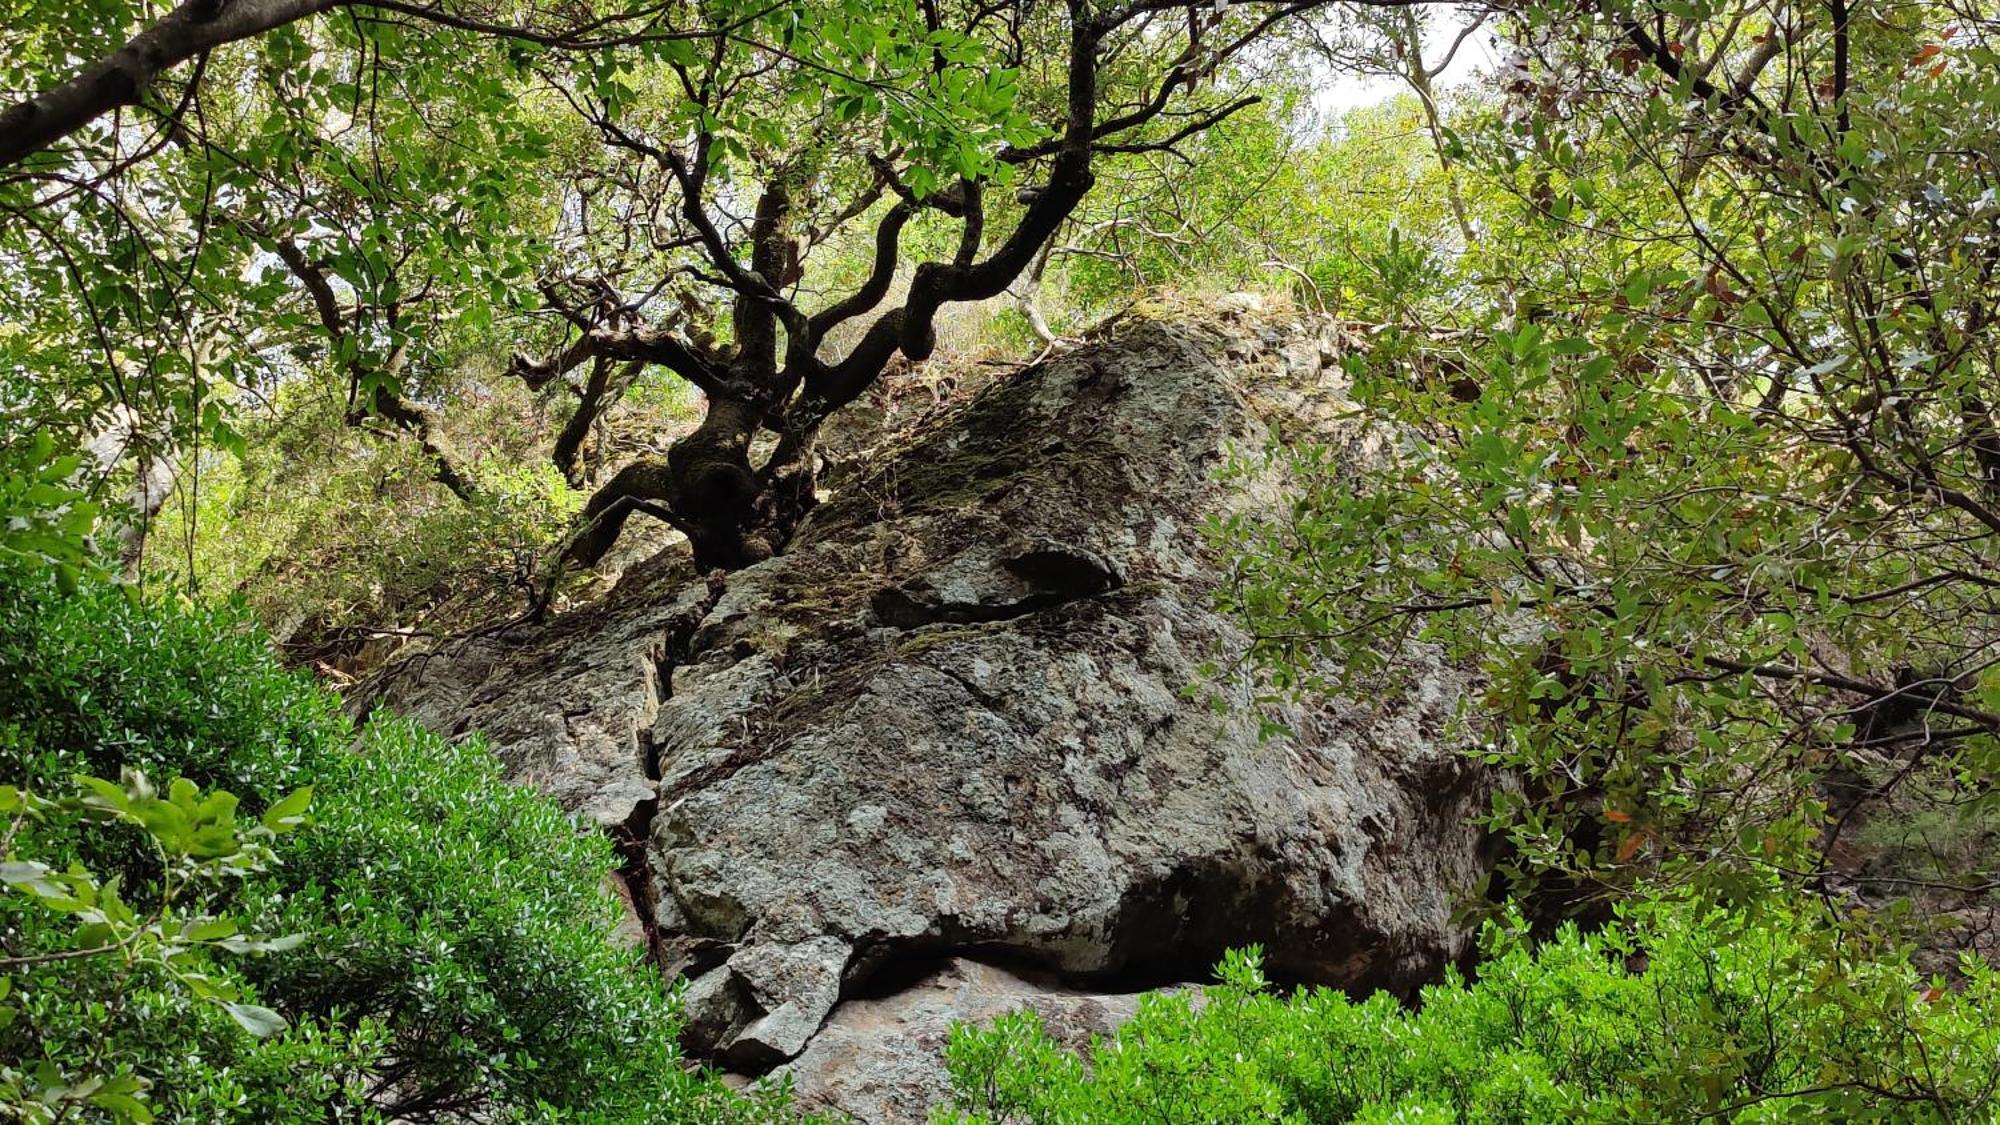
[0,571,339,800]
[0,566,787,1123]
[943,900,2000,1123]
[0,768,377,1124]
[250,717,751,1122]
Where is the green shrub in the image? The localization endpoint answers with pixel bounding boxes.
[0,432,99,582]
[249,716,755,1122]
[0,566,786,1123]
[0,770,355,1123]
[943,900,2000,1123]
[0,572,338,801]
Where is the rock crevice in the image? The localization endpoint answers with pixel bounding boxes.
[610,575,731,965]
[870,542,1124,629]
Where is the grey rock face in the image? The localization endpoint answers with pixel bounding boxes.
[774,957,1165,1123]
[369,299,1492,1118]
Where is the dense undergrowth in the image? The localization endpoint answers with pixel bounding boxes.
[0,566,793,1123]
[943,904,2000,1122]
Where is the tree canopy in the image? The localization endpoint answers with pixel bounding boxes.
[3,0,1368,576]
[1223,0,2000,915]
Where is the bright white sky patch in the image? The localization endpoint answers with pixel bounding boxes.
[1311,8,1503,115]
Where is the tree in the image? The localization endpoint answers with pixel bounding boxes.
[514,0,1350,571]
[0,0,720,169]
[1224,0,2000,913]
[1302,3,1488,243]
[3,0,1375,580]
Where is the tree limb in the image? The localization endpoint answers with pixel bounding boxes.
[1,0,342,168]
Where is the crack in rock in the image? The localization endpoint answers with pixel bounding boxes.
[871,544,1122,628]
[609,575,730,966]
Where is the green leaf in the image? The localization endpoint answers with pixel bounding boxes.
[262,786,313,832]
[0,860,50,884]
[186,917,239,942]
[73,774,130,813]
[87,1092,153,1122]
[224,1002,288,1038]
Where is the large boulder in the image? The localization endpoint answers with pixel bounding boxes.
[369,298,1493,1117]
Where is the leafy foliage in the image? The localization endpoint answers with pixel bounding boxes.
[0,565,789,1122]
[144,368,596,665]
[247,716,758,1122]
[0,568,341,799]
[5,0,1349,581]
[945,898,2000,1122]
[10,0,2000,1117]
[0,433,99,583]
[1222,1,2000,914]
[1,770,312,1122]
